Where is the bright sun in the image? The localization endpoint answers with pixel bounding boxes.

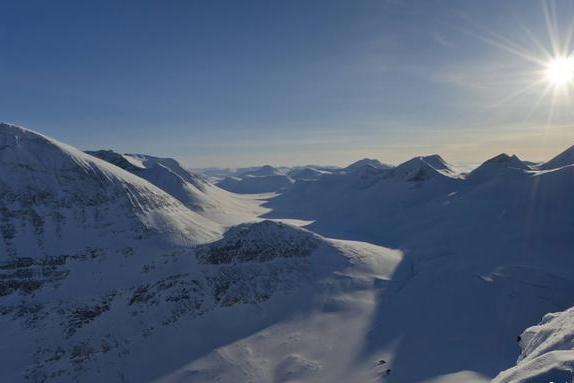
[545,56,574,86]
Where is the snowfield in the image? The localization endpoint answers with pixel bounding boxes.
[2,122,574,382]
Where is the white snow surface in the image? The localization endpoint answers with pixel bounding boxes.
[2,122,574,383]
[493,306,574,383]
[86,150,266,226]
[0,123,221,260]
[265,151,574,381]
[0,215,404,383]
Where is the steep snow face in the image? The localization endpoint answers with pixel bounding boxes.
[86,150,264,226]
[539,144,574,170]
[494,306,574,383]
[0,123,221,260]
[0,217,404,383]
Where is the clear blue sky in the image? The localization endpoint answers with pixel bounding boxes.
[1,0,573,167]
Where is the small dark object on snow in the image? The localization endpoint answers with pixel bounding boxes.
[516,335,521,343]
[377,359,386,366]
[386,369,392,375]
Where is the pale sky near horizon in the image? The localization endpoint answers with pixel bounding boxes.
[1,0,573,168]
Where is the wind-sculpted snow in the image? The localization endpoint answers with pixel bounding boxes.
[494,306,574,383]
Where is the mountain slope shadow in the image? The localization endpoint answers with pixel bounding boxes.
[263,154,574,381]
[359,165,574,382]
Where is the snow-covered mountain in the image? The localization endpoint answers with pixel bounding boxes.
[383,154,457,181]
[345,158,392,171]
[539,144,574,170]
[0,123,405,383]
[240,164,285,177]
[265,150,574,381]
[217,173,294,194]
[0,123,221,260]
[267,154,462,243]
[287,167,330,181]
[3,122,574,383]
[467,153,530,181]
[86,150,264,226]
[1,211,403,382]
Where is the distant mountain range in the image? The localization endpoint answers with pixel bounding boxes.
[2,122,574,383]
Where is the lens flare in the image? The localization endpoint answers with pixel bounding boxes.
[545,56,574,86]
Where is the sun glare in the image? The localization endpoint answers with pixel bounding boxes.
[545,56,574,86]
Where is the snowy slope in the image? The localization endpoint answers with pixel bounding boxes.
[0,123,221,260]
[0,218,404,383]
[467,153,530,181]
[0,123,409,383]
[3,122,574,383]
[266,152,574,381]
[493,306,574,383]
[539,144,574,170]
[267,154,461,243]
[86,150,265,226]
[155,222,406,383]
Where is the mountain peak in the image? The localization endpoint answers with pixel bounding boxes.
[540,144,574,170]
[469,153,529,180]
[242,165,284,177]
[420,154,450,170]
[387,154,455,181]
[346,158,392,170]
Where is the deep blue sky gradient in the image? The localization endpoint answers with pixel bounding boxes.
[1,1,573,167]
